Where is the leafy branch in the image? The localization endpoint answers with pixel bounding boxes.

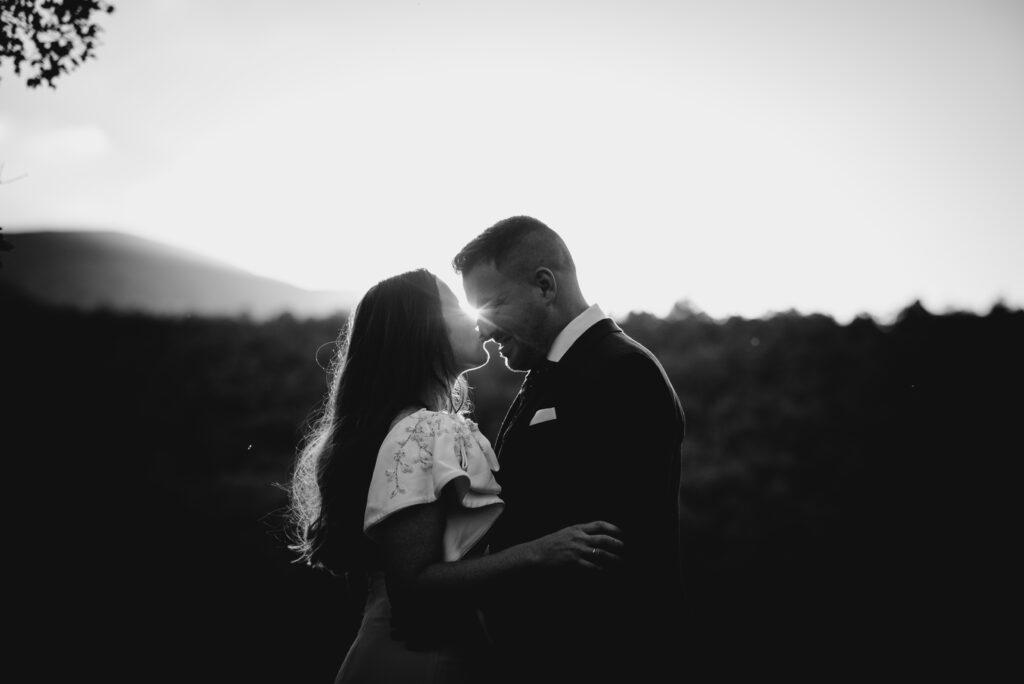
[1,0,115,89]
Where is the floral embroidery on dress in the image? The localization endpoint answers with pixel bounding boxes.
[464,418,500,471]
[452,418,478,471]
[385,411,480,498]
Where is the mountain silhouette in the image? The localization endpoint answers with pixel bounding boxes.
[0,230,355,319]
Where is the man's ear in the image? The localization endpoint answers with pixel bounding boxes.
[533,268,558,303]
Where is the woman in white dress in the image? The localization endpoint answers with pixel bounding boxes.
[289,269,623,683]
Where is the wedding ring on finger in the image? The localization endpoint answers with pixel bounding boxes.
[592,547,599,557]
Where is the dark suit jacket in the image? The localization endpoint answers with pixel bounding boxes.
[484,318,685,680]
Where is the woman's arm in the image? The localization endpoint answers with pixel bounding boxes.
[375,490,624,613]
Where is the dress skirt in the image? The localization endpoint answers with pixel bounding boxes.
[335,573,491,684]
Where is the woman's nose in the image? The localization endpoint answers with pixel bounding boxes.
[476,319,496,340]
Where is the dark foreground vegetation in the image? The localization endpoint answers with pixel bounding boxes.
[3,291,1020,681]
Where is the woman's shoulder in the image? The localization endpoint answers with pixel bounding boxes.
[387,408,451,434]
[387,408,479,437]
[380,409,462,453]
[379,409,492,468]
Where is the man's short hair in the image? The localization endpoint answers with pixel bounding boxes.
[452,216,576,280]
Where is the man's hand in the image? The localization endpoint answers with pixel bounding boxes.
[528,521,625,571]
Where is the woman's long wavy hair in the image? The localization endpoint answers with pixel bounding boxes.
[289,269,468,577]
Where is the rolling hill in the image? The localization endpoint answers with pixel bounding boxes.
[0,230,355,319]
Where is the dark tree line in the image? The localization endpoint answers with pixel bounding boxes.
[3,288,1019,681]
[0,227,12,266]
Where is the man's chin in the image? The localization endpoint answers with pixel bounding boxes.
[501,350,537,373]
[498,339,541,372]
[503,357,528,373]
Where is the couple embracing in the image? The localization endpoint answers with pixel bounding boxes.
[290,216,685,682]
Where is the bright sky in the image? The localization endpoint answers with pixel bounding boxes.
[2,0,1022,321]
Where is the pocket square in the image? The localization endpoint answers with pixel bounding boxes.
[529,407,557,426]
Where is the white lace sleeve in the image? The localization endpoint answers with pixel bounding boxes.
[363,410,503,560]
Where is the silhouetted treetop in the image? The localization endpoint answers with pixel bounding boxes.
[667,298,712,322]
[0,0,114,89]
[0,227,12,268]
[896,299,932,323]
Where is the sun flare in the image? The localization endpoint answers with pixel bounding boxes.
[460,302,482,321]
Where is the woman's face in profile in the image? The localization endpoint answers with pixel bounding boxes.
[437,277,489,373]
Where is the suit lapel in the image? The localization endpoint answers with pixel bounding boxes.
[495,318,622,459]
[494,387,525,455]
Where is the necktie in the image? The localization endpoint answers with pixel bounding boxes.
[521,360,555,401]
[495,360,556,454]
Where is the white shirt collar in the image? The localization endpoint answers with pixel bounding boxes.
[546,303,609,362]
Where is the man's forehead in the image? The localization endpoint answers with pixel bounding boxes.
[462,262,509,303]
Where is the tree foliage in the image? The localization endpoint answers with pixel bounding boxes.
[0,0,114,88]
[5,295,1019,678]
[0,228,11,267]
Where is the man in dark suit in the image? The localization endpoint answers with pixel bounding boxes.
[454,216,685,681]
